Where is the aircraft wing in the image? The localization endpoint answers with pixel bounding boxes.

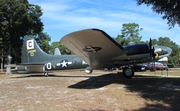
[60,28,127,69]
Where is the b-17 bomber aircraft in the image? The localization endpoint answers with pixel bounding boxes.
[17,29,171,78]
[60,28,172,78]
[16,39,89,75]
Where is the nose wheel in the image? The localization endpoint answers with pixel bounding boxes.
[123,67,134,78]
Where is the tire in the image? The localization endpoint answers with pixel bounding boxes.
[44,72,49,77]
[123,67,134,78]
[85,69,93,74]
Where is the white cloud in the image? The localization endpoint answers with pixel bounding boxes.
[40,3,70,12]
[29,0,180,45]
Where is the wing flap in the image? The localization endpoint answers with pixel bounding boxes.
[60,29,127,68]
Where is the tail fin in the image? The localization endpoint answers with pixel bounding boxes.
[54,48,61,55]
[21,39,49,64]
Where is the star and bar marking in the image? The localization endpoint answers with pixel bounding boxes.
[56,60,72,68]
[83,45,102,53]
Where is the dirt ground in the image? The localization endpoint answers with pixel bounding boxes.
[0,70,180,111]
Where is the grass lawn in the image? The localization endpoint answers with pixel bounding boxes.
[0,69,180,111]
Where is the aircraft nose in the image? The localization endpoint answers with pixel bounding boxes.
[154,46,172,56]
[166,47,172,56]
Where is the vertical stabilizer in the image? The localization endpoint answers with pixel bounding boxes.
[21,39,49,63]
[54,48,61,55]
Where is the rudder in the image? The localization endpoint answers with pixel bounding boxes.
[21,39,49,64]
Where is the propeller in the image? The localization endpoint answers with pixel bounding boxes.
[149,38,156,71]
[149,38,153,60]
[149,38,159,60]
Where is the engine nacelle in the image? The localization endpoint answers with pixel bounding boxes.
[125,44,149,56]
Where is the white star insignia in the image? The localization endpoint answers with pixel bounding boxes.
[61,60,68,67]
[56,60,73,68]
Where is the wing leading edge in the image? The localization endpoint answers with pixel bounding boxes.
[60,28,127,69]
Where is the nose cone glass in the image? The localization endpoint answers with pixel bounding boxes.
[167,47,172,55]
[154,46,172,56]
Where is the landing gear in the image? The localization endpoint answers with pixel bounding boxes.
[85,67,93,74]
[85,69,93,74]
[122,67,134,78]
[44,72,49,77]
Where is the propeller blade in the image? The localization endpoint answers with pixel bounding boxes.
[149,39,156,71]
[149,38,152,50]
[152,46,155,58]
[149,38,153,59]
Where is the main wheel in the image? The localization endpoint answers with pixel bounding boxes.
[123,67,134,78]
[85,69,93,74]
[85,67,93,74]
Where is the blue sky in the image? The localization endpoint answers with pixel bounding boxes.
[28,0,180,45]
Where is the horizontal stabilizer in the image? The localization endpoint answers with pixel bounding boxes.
[16,64,45,73]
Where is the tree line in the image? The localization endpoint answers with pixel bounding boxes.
[0,0,180,68]
[115,23,180,67]
[0,0,43,64]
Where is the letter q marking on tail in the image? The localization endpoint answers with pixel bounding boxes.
[27,40,34,50]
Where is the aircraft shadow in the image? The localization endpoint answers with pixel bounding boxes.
[68,73,158,89]
[12,73,93,79]
[69,72,180,110]
[68,73,120,89]
[12,72,180,110]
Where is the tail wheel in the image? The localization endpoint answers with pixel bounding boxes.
[44,72,49,77]
[123,67,134,78]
